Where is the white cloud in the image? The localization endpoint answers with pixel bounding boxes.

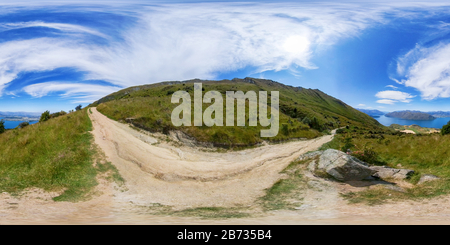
[23,82,119,103]
[0,2,390,100]
[357,103,366,107]
[0,2,449,103]
[375,90,415,104]
[385,85,398,89]
[0,21,108,38]
[395,42,450,100]
[376,99,396,105]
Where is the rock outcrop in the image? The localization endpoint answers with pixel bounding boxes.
[417,174,440,184]
[369,166,415,180]
[307,149,377,182]
[299,149,422,183]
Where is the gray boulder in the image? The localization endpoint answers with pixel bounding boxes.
[370,166,414,180]
[417,174,440,185]
[298,151,323,161]
[313,149,377,182]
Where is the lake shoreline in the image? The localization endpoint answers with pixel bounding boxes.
[0,117,39,129]
[373,115,450,129]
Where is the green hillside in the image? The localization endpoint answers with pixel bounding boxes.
[91,77,385,147]
[0,109,120,201]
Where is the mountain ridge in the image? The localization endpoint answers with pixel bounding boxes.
[90,77,385,147]
[385,110,436,120]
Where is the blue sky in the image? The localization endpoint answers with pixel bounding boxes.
[1,1,450,113]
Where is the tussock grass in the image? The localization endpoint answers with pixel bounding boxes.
[330,127,450,204]
[0,109,111,201]
[258,159,309,210]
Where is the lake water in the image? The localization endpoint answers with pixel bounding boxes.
[374,115,450,129]
[0,117,38,129]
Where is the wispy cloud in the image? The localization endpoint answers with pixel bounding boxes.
[0,2,389,101]
[375,90,415,104]
[23,82,119,103]
[0,2,449,104]
[0,21,109,38]
[386,85,398,89]
[395,42,450,100]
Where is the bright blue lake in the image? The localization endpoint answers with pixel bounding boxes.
[0,117,38,129]
[373,115,450,129]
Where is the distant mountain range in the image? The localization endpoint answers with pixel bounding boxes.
[425,111,450,118]
[357,109,450,120]
[0,111,42,118]
[385,111,436,120]
[356,109,386,117]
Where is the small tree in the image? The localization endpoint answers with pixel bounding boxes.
[0,119,5,134]
[442,121,450,135]
[39,110,50,122]
[75,105,82,111]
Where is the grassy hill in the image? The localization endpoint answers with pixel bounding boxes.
[0,109,120,201]
[91,77,385,147]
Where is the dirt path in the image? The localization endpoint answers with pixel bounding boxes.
[2,108,450,224]
[88,107,335,208]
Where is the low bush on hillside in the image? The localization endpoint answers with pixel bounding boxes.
[39,110,50,122]
[18,122,29,129]
[441,121,450,136]
[0,120,4,134]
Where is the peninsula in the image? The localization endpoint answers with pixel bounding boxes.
[385,111,436,121]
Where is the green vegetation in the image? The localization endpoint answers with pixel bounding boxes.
[441,121,450,135]
[258,159,309,210]
[0,109,118,201]
[18,122,29,129]
[170,207,252,219]
[91,78,383,148]
[0,119,4,134]
[389,124,439,134]
[325,125,450,204]
[39,110,50,122]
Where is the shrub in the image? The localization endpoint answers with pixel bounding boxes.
[309,117,321,131]
[0,119,5,134]
[281,123,289,136]
[301,117,311,125]
[75,105,82,111]
[340,137,354,152]
[350,148,378,164]
[50,110,67,119]
[441,121,450,136]
[39,110,50,122]
[336,128,346,134]
[18,122,29,129]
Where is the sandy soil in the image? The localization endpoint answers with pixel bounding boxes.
[2,108,450,225]
[400,130,416,134]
